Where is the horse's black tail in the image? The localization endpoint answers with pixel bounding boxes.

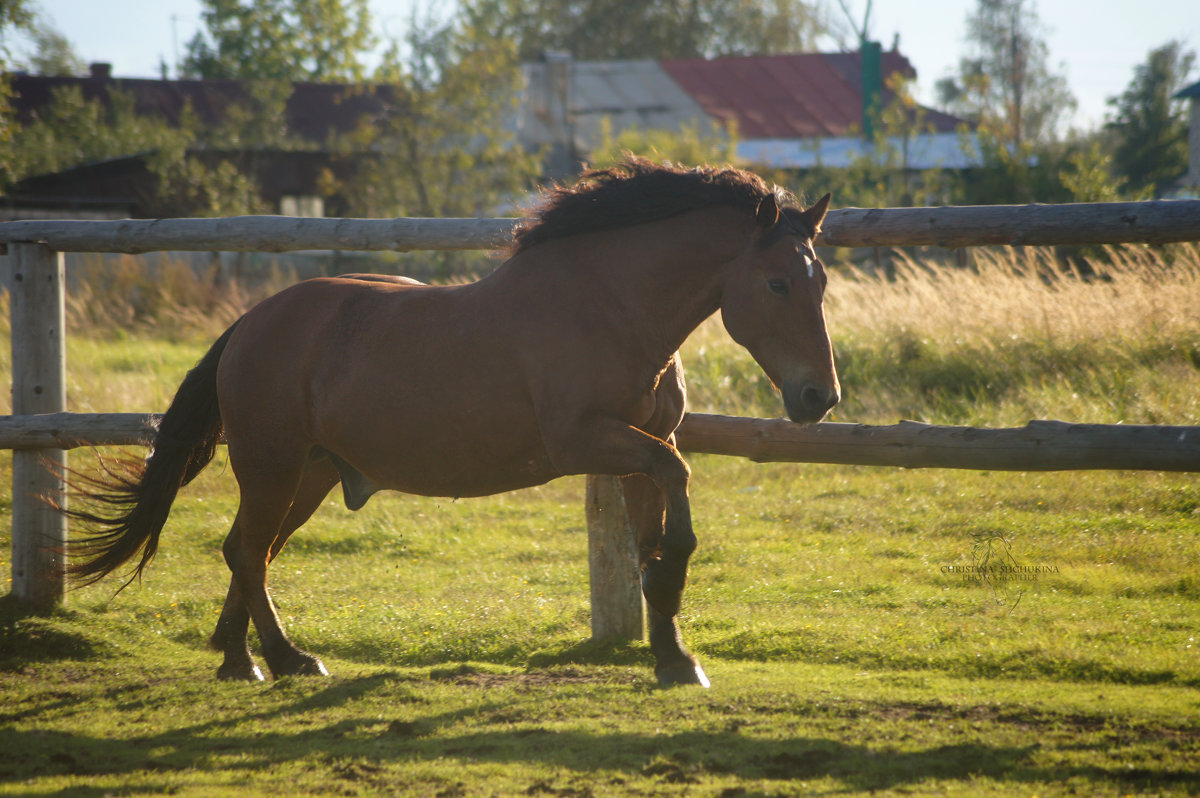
[63,320,242,589]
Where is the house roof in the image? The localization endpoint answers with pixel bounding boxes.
[1175,80,1200,100]
[8,67,399,144]
[519,59,709,156]
[659,52,963,139]
[519,51,974,171]
[2,148,362,219]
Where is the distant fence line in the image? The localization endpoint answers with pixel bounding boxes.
[3,199,1200,631]
[3,199,1200,254]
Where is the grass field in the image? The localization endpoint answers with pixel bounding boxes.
[2,246,1199,796]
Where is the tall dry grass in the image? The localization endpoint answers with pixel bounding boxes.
[683,244,1200,426]
[831,245,1200,358]
[62,254,292,338]
[0,245,1197,425]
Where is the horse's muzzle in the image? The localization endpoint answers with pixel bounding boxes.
[782,382,840,424]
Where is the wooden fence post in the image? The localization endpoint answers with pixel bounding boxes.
[585,475,644,642]
[8,243,68,610]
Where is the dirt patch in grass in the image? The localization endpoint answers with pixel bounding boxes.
[429,663,640,689]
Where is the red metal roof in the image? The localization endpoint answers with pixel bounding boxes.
[9,73,401,144]
[660,52,962,139]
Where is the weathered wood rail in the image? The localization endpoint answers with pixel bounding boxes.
[2,199,1200,254]
[3,412,1198,472]
[3,199,1199,634]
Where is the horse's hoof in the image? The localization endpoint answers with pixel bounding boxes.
[217,662,265,682]
[277,654,329,677]
[656,660,710,688]
[265,648,330,678]
[296,657,330,677]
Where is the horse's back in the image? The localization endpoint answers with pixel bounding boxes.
[335,273,427,287]
[216,274,557,496]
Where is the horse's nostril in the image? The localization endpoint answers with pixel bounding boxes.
[784,383,839,424]
[801,385,837,414]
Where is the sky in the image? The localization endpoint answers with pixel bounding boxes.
[13,0,1200,132]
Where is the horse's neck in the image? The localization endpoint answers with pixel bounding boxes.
[493,206,752,364]
[602,206,752,359]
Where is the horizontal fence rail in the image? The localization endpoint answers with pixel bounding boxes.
[818,200,1200,248]
[0,217,517,254]
[3,199,1200,254]
[675,414,1200,472]
[3,412,1199,473]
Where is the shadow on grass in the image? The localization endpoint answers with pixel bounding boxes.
[3,673,1197,794]
[527,638,650,668]
[318,634,653,672]
[0,593,107,671]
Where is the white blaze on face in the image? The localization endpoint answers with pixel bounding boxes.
[794,243,816,280]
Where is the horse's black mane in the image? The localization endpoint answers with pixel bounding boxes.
[512,158,797,254]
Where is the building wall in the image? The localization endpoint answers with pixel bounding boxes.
[1190,100,1200,186]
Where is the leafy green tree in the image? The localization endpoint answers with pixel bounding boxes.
[6,86,186,179]
[794,75,957,209]
[463,0,827,61]
[589,117,738,168]
[935,0,1076,202]
[333,9,540,220]
[936,0,1074,153]
[1105,40,1195,198]
[6,84,271,216]
[0,0,35,187]
[21,15,86,75]
[0,0,32,45]
[148,138,267,217]
[1057,141,1120,203]
[205,78,300,149]
[181,0,375,81]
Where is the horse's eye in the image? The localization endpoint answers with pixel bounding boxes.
[767,278,790,297]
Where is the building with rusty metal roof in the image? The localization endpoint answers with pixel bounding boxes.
[520,51,976,172]
[1173,80,1200,195]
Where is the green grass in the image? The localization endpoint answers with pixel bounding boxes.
[3,455,1198,795]
[3,247,1200,795]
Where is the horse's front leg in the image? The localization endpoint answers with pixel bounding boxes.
[545,419,707,686]
[622,473,709,687]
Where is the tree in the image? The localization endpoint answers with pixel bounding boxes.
[936,0,1074,151]
[0,0,32,44]
[589,118,738,169]
[934,0,1075,202]
[463,0,827,61]
[0,0,35,188]
[181,0,375,81]
[1105,40,1195,198]
[331,8,540,225]
[22,15,86,76]
[797,75,957,209]
[7,86,179,179]
[5,84,272,216]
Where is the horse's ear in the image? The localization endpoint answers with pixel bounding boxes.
[755,193,780,231]
[802,193,832,233]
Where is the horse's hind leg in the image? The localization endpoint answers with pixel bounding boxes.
[211,455,339,680]
[622,473,709,688]
[211,576,259,681]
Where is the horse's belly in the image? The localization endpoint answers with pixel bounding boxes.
[372,446,560,498]
[321,408,561,499]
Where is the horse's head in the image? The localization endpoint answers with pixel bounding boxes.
[720,192,840,424]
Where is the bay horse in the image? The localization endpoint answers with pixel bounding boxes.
[66,159,839,687]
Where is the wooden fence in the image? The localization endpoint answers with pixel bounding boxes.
[3,200,1200,634]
